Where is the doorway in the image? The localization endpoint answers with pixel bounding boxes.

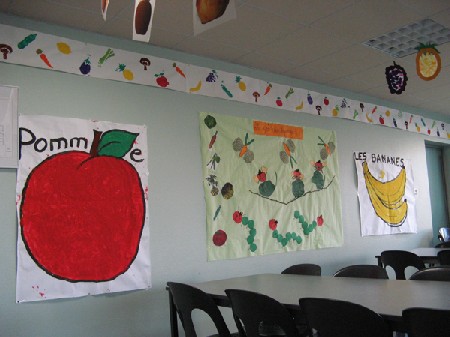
[425,143,449,246]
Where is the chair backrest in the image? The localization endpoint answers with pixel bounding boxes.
[167,282,232,337]
[225,288,300,337]
[437,249,450,265]
[333,264,388,279]
[299,297,391,337]
[403,307,450,337]
[281,263,321,276]
[409,266,450,281]
[380,250,425,280]
[438,227,450,242]
[435,241,450,248]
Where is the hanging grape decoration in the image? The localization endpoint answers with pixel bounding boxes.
[385,62,408,95]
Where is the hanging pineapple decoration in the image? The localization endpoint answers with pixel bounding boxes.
[415,43,441,81]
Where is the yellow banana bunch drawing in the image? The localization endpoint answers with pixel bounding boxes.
[363,161,406,207]
[362,161,408,226]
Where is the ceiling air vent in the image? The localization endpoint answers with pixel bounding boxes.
[362,19,450,58]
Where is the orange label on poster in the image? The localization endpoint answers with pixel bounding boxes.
[253,120,303,140]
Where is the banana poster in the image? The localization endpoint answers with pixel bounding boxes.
[16,115,151,302]
[354,152,417,236]
[200,112,343,261]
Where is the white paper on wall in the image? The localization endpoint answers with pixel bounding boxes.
[354,151,417,236]
[0,86,18,168]
[16,115,151,302]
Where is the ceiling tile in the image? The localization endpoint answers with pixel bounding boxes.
[242,0,355,25]
[361,85,407,103]
[197,4,302,49]
[152,0,193,36]
[287,64,337,85]
[311,0,422,43]
[257,26,352,65]
[150,28,191,50]
[174,37,250,64]
[430,7,450,25]
[327,76,379,93]
[398,0,450,16]
[341,64,390,88]
[305,45,393,81]
[97,17,133,40]
[235,52,297,76]
[407,81,450,102]
[9,0,105,32]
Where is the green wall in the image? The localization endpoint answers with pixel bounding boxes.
[0,14,449,337]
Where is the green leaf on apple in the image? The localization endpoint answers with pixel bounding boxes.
[96,130,138,158]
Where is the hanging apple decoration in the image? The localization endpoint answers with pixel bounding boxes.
[20,129,145,282]
[415,43,441,81]
[385,61,408,94]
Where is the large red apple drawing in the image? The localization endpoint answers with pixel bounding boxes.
[20,129,145,282]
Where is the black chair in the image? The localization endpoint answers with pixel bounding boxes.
[167,282,237,337]
[437,249,450,265]
[281,263,321,276]
[333,264,388,279]
[225,288,301,337]
[380,250,425,280]
[435,241,450,248]
[279,263,321,336]
[403,307,450,337]
[299,297,391,337]
[409,266,450,281]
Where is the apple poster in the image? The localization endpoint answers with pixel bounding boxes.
[16,115,151,302]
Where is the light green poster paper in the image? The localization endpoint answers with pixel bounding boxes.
[200,112,343,261]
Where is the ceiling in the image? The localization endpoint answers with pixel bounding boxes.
[2,0,450,118]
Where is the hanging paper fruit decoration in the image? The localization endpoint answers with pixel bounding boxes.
[196,0,230,24]
[415,43,441,81]
[385,61,408,94]
[135,0,152,35]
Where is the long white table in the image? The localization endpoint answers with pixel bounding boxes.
[169,273,450,336]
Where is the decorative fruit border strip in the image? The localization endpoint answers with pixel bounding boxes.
[0,23,448,139]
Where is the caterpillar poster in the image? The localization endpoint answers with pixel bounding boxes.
[200,112,343,261]
[16,115,151,302]
[354,152,417,236]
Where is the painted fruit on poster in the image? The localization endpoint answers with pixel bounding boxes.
[200,112,343,261]
[16,115,150,302]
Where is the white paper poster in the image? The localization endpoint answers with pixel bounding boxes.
[16,115,151,302]
[133,0,156,42]
[0,86,18,168]
[101,0,110,21]
[355,151,417,236]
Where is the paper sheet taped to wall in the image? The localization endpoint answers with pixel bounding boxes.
[0,86,18,168]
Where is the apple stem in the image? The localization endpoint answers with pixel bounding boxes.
[90,130,103,156]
